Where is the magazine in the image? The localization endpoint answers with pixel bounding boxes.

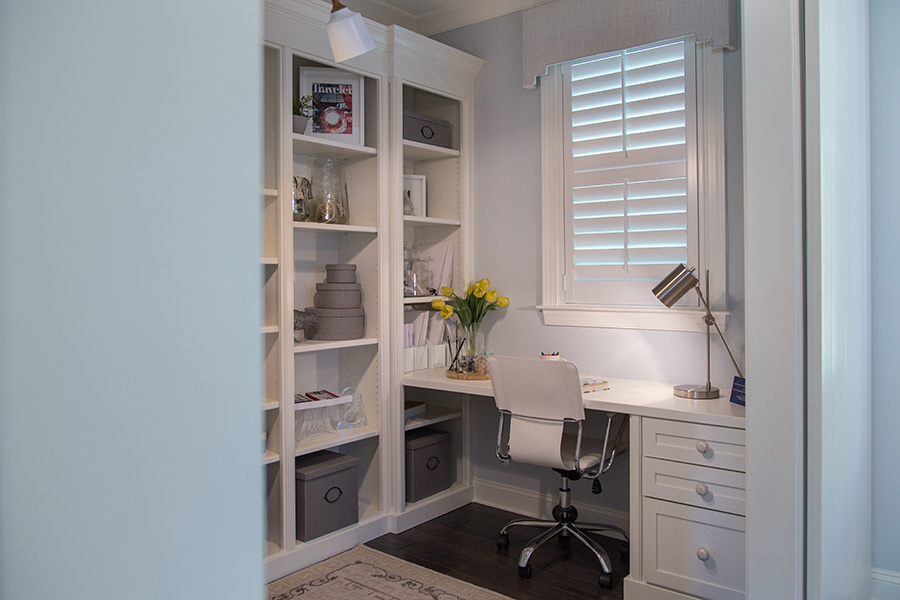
[310,81,354,136]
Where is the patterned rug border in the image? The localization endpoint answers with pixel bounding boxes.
[267,544,515,600]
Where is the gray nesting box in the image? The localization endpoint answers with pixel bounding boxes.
[303,306,365,340]
[405,428,452,503]
[325,263,357,283]
[314,282,362,309]
[295,450,359,541]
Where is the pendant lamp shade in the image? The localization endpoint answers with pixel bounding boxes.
[327,1,376,63]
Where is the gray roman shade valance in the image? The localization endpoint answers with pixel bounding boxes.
[522,0,737,88]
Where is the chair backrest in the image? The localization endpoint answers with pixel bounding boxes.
[487,356,585,470]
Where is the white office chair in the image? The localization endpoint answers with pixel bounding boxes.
[487,355,628,589]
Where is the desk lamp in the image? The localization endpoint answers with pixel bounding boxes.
[326,0,376,63]
[652,264,744,399]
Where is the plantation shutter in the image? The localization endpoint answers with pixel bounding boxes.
[563,38,699,305]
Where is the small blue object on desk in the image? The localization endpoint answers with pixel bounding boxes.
[729,376,746,406]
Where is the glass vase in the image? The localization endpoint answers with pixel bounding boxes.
[312,158,348,224]
[455,321,486,372]
[461,322,482,359]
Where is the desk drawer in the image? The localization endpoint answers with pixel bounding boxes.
[643,497,745,600]
[643,456,746,516]
[643,418,746,472]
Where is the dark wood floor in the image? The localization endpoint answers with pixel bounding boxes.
[366,503,628,600]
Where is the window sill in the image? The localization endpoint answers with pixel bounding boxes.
[537,305,730,333]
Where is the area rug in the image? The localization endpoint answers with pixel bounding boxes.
[267,545,514,600]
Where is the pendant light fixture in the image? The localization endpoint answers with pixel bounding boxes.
[326,0,376,63]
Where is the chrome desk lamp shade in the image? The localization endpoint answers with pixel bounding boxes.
[652,263,700,308]
[327,0,376,63]
[653,264,744,399]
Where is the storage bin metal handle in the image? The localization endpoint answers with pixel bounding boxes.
[324,486,343,503]
[426,456,440,470]
[420,125,435,139]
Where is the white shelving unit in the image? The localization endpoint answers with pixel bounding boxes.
[388,26,483,532]
[404,404,463,431]
[403,215,461,227]
[293,221,378,234]
[402,139,460,161]
[263,0,391,581]
[261,0,481,582]
[262,42,286,563]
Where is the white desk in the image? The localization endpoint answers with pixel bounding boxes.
[402,368,744,427]
[402,368,747,600]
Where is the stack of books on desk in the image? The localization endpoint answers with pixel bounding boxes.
[580,377,609,393]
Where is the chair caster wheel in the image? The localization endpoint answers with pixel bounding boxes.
[518,564,533,579]
[598,571,614,589]
[496,533,510,550]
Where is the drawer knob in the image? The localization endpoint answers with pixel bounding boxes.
[695,482,709,496]
[696,440,709,453]
[697,547,711,562]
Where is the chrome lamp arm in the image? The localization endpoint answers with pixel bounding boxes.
[652,264,744,399]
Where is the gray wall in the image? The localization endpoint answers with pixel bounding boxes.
[434,13,744,514]
[0,2,263,598]
[870,0,900,576]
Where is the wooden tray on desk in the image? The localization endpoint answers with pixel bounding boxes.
[446,370,490,380]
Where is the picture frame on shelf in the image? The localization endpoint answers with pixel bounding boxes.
[403,174,427,217]
[299,67,365,147]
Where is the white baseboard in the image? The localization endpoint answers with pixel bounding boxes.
[872,568,900,600]
[472,477,630,538]
[390,484,475,533]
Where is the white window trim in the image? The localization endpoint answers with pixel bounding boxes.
[538,41,728,333]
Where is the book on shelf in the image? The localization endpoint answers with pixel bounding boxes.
[304,389,340,402]
[294,390,354,410]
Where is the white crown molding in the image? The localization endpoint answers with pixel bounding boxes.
[356,0,555,36]
[390,25,483,81]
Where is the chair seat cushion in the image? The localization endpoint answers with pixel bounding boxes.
[561,433,607,472]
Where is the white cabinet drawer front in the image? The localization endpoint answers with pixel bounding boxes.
[643,457,746,516]
[643,418,746,472]
[643,498,746,600]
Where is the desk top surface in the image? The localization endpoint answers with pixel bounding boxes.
[402,367,745,429]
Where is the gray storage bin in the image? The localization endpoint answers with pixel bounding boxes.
[403,110,452,149]
[405,428,452,503]
[295,450,359,541]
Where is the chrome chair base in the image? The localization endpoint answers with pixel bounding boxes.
[495,475,629,588]
[499,516,627,574]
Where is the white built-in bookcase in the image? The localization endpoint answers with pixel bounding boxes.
[262,0,480,581]
[388,26,482,530]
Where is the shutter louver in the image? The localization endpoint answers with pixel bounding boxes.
[564,39,697,305]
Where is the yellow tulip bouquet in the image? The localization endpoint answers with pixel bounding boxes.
[431,278,509,370]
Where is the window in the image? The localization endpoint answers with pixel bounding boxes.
[539,37,727,332]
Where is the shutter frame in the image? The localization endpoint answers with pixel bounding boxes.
[564,37,699,306]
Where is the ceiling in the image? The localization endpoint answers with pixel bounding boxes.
[349,0,553,36]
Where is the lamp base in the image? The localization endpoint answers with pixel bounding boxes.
[673,384,720,399]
